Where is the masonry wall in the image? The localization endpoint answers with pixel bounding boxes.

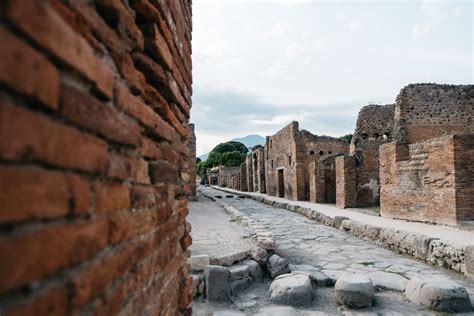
[0,0,193,315]
[187,123,196,197]
[218,166,241,190]
[380,135,473,225]
[240,162,248,192]
[251,146,266,193]
[246,155,254,192]
[349,104,395,206]
[309,155,339,203]
[265,122,300,200]
[393,84,474,144]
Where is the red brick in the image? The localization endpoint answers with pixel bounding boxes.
[67,174,90,215]
[108,208,156,244]
[149,161,179,184]
[131,186,157,209]
[2,284,68,316]
[115,83,177,142]
[0,102,110,174]
[2,0,115,99]
[139,137,163,159]
[0,219,108,294]
[0,25,59,109]
[93,181,131,213]
[130,158,150,184]
[96,0,144,51]
[0,166,69,224]
[61,85,142,146]
[146,23,173,70]
[70,235,154,308]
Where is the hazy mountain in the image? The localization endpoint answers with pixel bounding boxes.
[198,134,265,161]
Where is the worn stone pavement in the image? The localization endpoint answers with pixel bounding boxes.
[196,186,474,315]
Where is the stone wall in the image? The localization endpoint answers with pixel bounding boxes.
[309,155,341,203]
[380,134,473,225]
[335,156,357,208]
[187,123,197,197]
[240,162,248,192]
[218,166,241,190]
[251,145,266,193]
[0,0,193,315]
[246,155,254,192]
[393,84,474,144]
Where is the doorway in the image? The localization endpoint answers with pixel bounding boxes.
[278,169,284,198]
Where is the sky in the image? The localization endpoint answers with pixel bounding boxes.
[190,0,473,156]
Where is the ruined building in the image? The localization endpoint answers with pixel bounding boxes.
[218,166,242,190]
[0,0,193,314]
[380,84,474,226]
[335,104,395,208]
[265,122,349,201]
[187,123,197,197]
[251,145,266,193]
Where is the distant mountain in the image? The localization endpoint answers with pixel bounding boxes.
[198,134,265,161]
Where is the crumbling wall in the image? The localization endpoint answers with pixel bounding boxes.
[349,104,395,206]
[251,145,266,193]
[187,123,197,197]
[309,155,340,203]
[240,162,248,191]
[0,0,193,314]
[298,131,349,201]
[380,134,473,225]
[246,155,254,192]
[394,84,474,143]
[218,166,241,190]
[265,122,300,200]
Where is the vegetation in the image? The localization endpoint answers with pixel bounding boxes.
[338,134,353,143]
[196,141,248,177]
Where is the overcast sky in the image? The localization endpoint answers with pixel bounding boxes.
[190,0,473,155]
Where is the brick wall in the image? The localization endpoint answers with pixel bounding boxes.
[0,0,193,315]
[394,84,474,144]
[309,155,339,203]
[218,166,241,190]
[240,162,248,192]
[335,156,357,208]
[187,123,196,197]
[251,146,266,193]
[380,134,473,225]
[246,155,254,192]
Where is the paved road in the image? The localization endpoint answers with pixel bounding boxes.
[200,186,474,306]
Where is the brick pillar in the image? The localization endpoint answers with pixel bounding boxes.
[336,156,357,208]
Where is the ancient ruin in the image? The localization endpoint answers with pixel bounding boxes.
[188,123,197,198]
[0,0,193,314]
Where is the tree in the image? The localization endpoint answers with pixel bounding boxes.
[206,141,248,168]
[338,134,353,143]
[196,157,201,164]
[196,160,209,177]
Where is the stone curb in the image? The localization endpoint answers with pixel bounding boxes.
[211,186,473,280]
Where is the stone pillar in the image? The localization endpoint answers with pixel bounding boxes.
[336,156,357,208]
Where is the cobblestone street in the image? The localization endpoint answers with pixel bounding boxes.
[195,186,474,315]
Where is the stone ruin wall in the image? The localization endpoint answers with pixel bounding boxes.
[187,123,197,197]
[380,134,473,225]
[0,0,193,315]
[251,145,266,193]
[265,122,300,200]
[394,84,474,144]
[218,166,241,190]
[298,131,349,201]
[309,155,343,203]
[240,162,248,191]
[246,155,254,192]
[347,104,395,206]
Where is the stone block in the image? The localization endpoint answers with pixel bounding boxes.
[465,245,474,277]
[231,277,251,295]
[266,254,290,278]
[335,274,374,308]
[405,277,471,312]
[188,254,210,272]
[241,259,263,282]
[229,264,249,280]
[205,265,231,302]
[365,271,408,292]
[250,246,267,263]
[334,216,349,229]
[269,273,313,306]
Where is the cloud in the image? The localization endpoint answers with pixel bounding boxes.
[412,1,464,39]
[249,114,305,125]
[256,22,290,40]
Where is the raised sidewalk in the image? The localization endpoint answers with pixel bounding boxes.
[212,186,474,280]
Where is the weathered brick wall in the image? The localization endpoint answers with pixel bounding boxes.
[187,123,196,197]
[0,0,193,315]
[246,155,254,192]
[394,84,474,144]
[335,156,357,208]
[240,162,248,192]
[349,104,395,206]
[251,146,266,193]
[265,122,300,200]
[218,166,241,190]
[380,134,473,225]
[298,131,349,201]
[309,155,339,203]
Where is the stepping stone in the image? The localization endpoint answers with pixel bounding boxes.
[289,264,333,287]
[241,259,263,282]
[266,254,290,278]
[269,273,314,306]
[188,254,210,272]
[205,265,231,302]
[365,271,408,292]
[226,194,234,198]
[404,277,471,312]
[250,246,267,263]
[215,195,222,199]
[335,274,374,308]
